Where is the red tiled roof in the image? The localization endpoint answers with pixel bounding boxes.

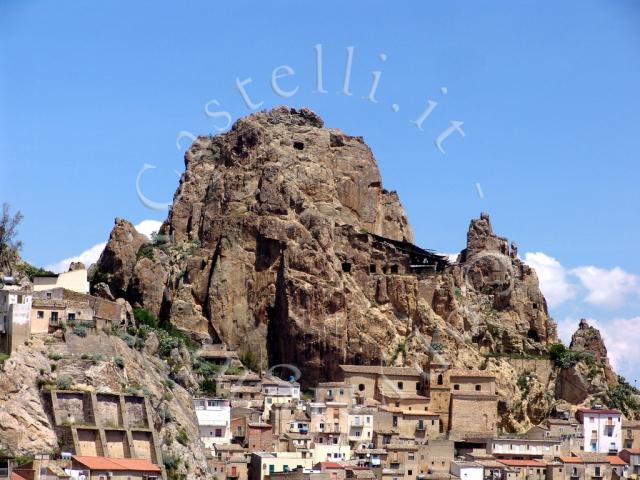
[498,460,546,468]
[559,457,583,464]
[11,473,30,480]
[607,456,627,466]
[73,456,161,472]
[622,449,640,455]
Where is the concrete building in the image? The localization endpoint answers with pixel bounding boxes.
[46,390,163,469]
[0,281,32,353]
[450,461,484,480]
[576,408,622,454]
[496,460,546,480]
[194,398,232,448]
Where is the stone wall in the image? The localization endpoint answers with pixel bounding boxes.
[505,357,554,387]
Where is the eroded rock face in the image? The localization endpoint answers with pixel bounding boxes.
[96,107,556,389]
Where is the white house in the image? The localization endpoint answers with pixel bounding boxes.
[194,398,231,448]
[450,461,484,480]
[576,407,622,453]
[261,375,301,421]
[33,268,89,294]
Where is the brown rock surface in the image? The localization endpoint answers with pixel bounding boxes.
[95,107,558,390]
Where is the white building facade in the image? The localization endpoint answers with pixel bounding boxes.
[194,398,231,448]
[577,408,622,453]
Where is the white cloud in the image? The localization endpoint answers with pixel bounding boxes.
[523,252,576,307]
[45,219,163,273]
[570,266,640,309]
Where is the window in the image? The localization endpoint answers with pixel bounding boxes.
[293,141,304,150]
[339,389,344,395]
[369,264,377,273]
[392,416,398,427]
[397,381,403,390]
[358,384,365,392]
[215,428,223,437]
[437,374,443,385]
[453,384,460,390]
[475,385,481,391]
[37,311,44,318]
[341,262,352,273]
[46,292,52,299]
[67,312,76,321]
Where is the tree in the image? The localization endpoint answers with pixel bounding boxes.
[0,203,23,268]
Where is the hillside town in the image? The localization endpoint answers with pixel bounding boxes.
[1,265,639,480]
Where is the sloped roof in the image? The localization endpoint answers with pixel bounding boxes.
[498,459,546,468]
[72,456,161,472]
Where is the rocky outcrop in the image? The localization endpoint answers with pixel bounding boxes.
[0,334,209,478]
[93,107,559,390]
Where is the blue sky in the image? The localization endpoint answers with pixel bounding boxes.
[1,1,640,380]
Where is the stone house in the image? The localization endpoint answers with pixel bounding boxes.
[552,454,614,480]
[316,382,355,407]
[231,407,263,444]
[339,365,425,403]
[262,376,301,421]
[210,444,249,480]
[618,449,640,476]
[447,369,498,439]
[622,421,640,450]
[497,460,546,480]
[247,421,276,452]
[314,461,347,480]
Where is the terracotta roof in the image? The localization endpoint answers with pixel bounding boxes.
[340,365,422,376]
[622,448,640,455]
[607,456,627,466]
[498,460,546,468]
[559,457,583,464]
[560,453,610,464]
[11,473,30,480]
[73,456,161,472]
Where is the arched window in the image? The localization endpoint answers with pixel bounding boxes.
[437,374,443,386]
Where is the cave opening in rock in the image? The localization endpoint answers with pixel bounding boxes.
[293,141,304,150]
[342,262,352,273]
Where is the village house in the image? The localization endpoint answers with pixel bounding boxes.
[262,376,301,421]
[347,408,375,447]
[576,408,622,454]
[618,449,640,477]
[551,454,615,480]
[447,369,498,439]
[450,460,484,480]
[497,459,546,480]
[339,366,425,404]
[316,382,355,407]
[68,455,162,480]
[488,437,563,460]
[247,421,276,452]
[267,467,330,480]
[194,397,232,448]
[209,444,249,480]
[383,441,420,480]
[33,267,90,294]
[622,421,640,450]
[231,407,263,444]
[307,402,351,462]
[249,452,314,480]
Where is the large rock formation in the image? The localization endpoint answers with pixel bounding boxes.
[95,107,557,388]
